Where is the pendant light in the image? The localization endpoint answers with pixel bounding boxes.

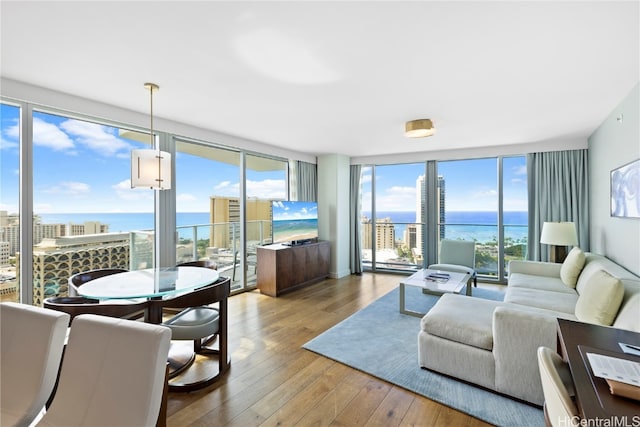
[131,83,172,190]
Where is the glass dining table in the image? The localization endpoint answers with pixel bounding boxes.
[77,266,220,324]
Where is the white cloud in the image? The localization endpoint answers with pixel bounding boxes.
[375,185,416,211]
[214,181,233,191]
[33,117,75,151]
[0,135,19,151]
[42,181,91,195]
[473,189,498,198]
[513,165,527,175]
[247,179,286,199]
[34,203,54,213]
[113,179,154,201]
[60,119,132,157]
[0,202,17,213]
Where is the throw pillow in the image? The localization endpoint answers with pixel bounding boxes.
[560,247,586,288]
[575,269,624,326]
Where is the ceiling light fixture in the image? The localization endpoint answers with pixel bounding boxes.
[131,83,172,190]
[405,119,435,138]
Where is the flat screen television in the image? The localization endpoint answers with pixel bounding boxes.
[271,200,319,245]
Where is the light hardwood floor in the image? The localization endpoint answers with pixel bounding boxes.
[166,272,495,427]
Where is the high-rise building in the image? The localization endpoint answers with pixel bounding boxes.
[209,197,273,250]
[362,217,395,250]
[414,175,446,255]
[1,216,109,256]
[404,224,417,252]
[0,241,9,266]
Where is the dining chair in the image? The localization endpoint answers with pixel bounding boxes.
[152,276,231,392]
[68,268,128,296]
[43,296,149,324]
[177,259,217,270]
[537,346,579,427]
[37,314,171,427]
[0,302,69,427]
[428,239,478,288]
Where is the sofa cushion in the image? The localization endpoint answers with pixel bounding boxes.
[508,273,576,294]
[575,269,624,326]
[560,247,586,288]
[421,294,501,351]
[504,287,578,314]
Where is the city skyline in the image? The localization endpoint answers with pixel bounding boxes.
[2,104,526,215]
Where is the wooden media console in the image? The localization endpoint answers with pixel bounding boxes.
[256,241,330,297]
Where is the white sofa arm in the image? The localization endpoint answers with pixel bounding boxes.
[508,259,562,278]
[492,306,560,405]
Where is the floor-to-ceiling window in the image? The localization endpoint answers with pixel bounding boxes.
[502,156,529,275]
[28,111,154,305]
[245,154,287,286]
[437,158,499,278]
[0,102,21,303]
[1,95,298,303]
[175,140,239,266]
[361,156,527,282]
[175,141,287,292]
[361,163,425,272]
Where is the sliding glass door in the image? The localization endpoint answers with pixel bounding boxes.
[175,141,287,291]
[361,156,528,282]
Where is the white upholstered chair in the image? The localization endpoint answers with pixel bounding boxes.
[37,314,171,427]
[0,302,69,427]
[428,239,477,289]
[537,346,580,427]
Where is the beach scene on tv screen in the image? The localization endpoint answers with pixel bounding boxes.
[272,201,318,243]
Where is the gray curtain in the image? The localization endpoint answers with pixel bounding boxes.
[350,164,363,274]
[296,161,317,201]
[527,149,589,261]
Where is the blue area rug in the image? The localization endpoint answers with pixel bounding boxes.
[303,285,544,427]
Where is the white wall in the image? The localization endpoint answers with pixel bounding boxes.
[588,83,640,275]
[317,154,351,279]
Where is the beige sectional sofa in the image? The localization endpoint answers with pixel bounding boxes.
[418,251,640,406]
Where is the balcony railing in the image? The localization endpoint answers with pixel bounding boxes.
[361,220,528,281]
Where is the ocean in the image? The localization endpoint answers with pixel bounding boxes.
[39,211,528,244]
[39,212,211,232]
[366,211,528,244]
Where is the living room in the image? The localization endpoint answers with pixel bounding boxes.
[1,1,639,426]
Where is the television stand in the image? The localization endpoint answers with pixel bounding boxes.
[256,241,330,297]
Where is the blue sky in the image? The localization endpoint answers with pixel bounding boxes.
[1,105,286,213]
[1,103,526,215]
[361,156,527,212]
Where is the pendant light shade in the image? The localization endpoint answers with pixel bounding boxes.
[131,83,172,190]
[131,149,171,190]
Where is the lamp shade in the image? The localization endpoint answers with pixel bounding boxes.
[405,119,435,138]
[131,149,172,190]
[540,222,578,246]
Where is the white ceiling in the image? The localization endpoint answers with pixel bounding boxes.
[1,1,638,159]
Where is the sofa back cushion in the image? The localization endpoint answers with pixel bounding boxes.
[560,247,586,288]
[575,269,624,326]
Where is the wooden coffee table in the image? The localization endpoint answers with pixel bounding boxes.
[399,269,471,317]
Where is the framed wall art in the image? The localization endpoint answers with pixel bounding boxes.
[611,158,640,218]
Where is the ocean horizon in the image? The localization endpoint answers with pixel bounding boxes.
[39,210,528,244]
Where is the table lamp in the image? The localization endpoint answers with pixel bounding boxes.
[540,221,578,263]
